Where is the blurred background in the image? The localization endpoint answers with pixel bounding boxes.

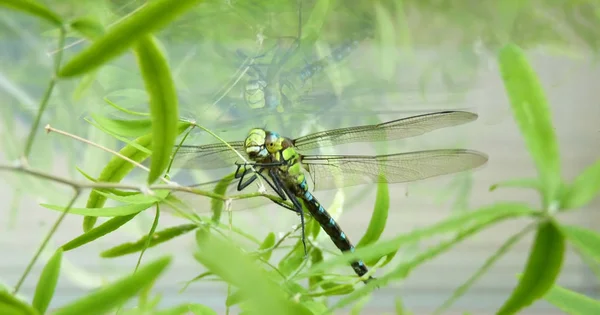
[1,0,599,314]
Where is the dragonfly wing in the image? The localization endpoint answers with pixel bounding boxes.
[170,141,246,170]
[293,111,478,152]
[301,149,488,191]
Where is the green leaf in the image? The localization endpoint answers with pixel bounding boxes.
[134,35,179,184]
[257,232,276,261]
[306,284,354,297]
[72,72,98,100]
[497,220,565,315]
[52,256,172,315]
[101,224,198,258]
[278,241,307,277]
[357,180,389,249]
[32,249,62,314]
[91,115,153,138]
[0,0,62,26]
[307,203,536,276]
[155,303,218,315]
[210,172,236,223]
[42,202,154,217]
[58,0,203,77]
[61,213,139,251]
[82,133,153,230]
[498,44,561,205]
[94,189,170,205]
[0,289,39,315]
[300,0,330,43]
[560,225,600,263]
[70,17,105,40]
[82,122,190,231]
[562,159,600,209]
[544,283,600,315]
[308,248,324,289]
[489,178,541,192]
[104,98,150,116]
[194,234,312,315]
[395,296,410,315]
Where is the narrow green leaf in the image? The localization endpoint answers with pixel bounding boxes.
[225,290,246,307]
[350,295,371,315]
[101,224,198,258]
[278,241,307,277]
[498,44,561,204]
[155,303,218,315]
[134,35,179,184]
[300,0,330,43]
[70,17,105,40]
[0,0,62,26]
[210,172,236,223]
[104,98,150,116]
[562,159,600,209]
[94,189,170,205]
[91,115,153,138]
[58,0,203,77]
[497,220,565,315]
[307,284,354,297]
[72,72,98,100]
[43,202,154,217]
[489,178,541,192]
[560,225,600,263]
[544,283,600,315]
[257,232,276,261]
[0,289,39,315]
[32,249,62,314]
[357,180,389,248]
[395,297,410,315]
[61,213,139,251]
[83,122,190,231]
[194,234,311,315]
[52,256,172,315]
[307,203,536,276]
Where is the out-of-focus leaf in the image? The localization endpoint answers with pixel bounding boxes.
[490,178,541,192]
[498,43,561,205]
[210,172,236,223]
[497,220,565,315]
[257,232,276,261]
[70,17,105,40]
[32,249,62,314]
[561,159,600,209]
[357,179,389,249]
[52,256,172,315]
[91,115,153,138]
[155,303,218,315]
[100,224,198,258]
[544,283,600,315]
[560,225,600,263]
[58,0,203,77]
[0,289,39,315]
[61,214,139,251]
[43,202,154,217]
[374,1,397,80]
[0,0,62,26]
[133,35,179,184]
[307,202,536,276]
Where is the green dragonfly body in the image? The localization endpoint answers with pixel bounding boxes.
[172,111,489,281]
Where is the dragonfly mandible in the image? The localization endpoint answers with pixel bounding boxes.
[171,111,489,282]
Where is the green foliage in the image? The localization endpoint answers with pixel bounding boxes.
[1,1,600,315]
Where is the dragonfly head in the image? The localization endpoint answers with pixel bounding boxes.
[264,131,283,154]
[244,128,269,160]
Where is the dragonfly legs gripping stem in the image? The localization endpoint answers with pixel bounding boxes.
[234,161,309,257]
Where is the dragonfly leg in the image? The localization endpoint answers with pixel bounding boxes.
[234,164,260,191]
[268,168,308,257]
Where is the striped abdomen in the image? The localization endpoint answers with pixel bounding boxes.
[296,180,371,282]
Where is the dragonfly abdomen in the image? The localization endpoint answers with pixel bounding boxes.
[298,182,370,280]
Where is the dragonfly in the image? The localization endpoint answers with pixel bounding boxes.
[216,0,374,116]
[171,111,489,282]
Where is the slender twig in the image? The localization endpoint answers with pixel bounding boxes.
[23,26,66,158]
[45,125,174,185]
[13,189,80,294]
[0,164,288,203]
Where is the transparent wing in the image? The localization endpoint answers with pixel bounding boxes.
[171,141,245,170]
[293,111,478,152]
[301,149,488,191]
